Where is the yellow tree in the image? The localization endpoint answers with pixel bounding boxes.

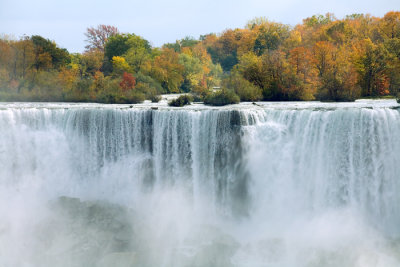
[352,38,390,96]
[58,65,79,94]
[151,48,184,93]
[112,56,132,76]
[379,11,400,39]
[288,47,317,99]
[237,52,265,90]
[312,41,336,78]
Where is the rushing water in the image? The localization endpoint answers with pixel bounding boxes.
[1,100,400,267]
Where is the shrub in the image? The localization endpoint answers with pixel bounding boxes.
[204,89,240,106]
[168,94,193,107]
[96,91,121,104]
[150,94,161,103]
[135,72,164,93]
[96,89,145,104]
[191,85,209,102]
[137,83,161,102]
[222,73,262,101]
[124,90,145,104]
[192,94,203,102]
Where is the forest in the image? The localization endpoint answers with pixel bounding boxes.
[0,11,399,104]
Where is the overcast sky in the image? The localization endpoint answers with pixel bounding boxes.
[0,0,398,53]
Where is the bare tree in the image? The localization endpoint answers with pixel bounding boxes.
[84,25,119,52]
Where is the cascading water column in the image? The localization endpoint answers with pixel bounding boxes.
[0,105,252,267]
[237,105,400,266]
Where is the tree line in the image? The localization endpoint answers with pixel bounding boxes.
[0,11,399,104]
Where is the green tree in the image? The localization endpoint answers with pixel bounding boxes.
[31,35,70,70]
[123,35,152,72]
[104,34,131,60]
[178,53,203,92]
[164,36,199,52]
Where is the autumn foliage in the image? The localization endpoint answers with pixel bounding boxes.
[0,11,400,104]
[119,72,136,91]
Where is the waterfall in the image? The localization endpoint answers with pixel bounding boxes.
[0,101,400,267]
[243,107,400,236]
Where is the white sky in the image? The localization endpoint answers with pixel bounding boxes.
[0,0,398,52]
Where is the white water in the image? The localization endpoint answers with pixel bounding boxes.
[1,100,400,267]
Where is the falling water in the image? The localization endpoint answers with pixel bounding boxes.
[0,100,400,267]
